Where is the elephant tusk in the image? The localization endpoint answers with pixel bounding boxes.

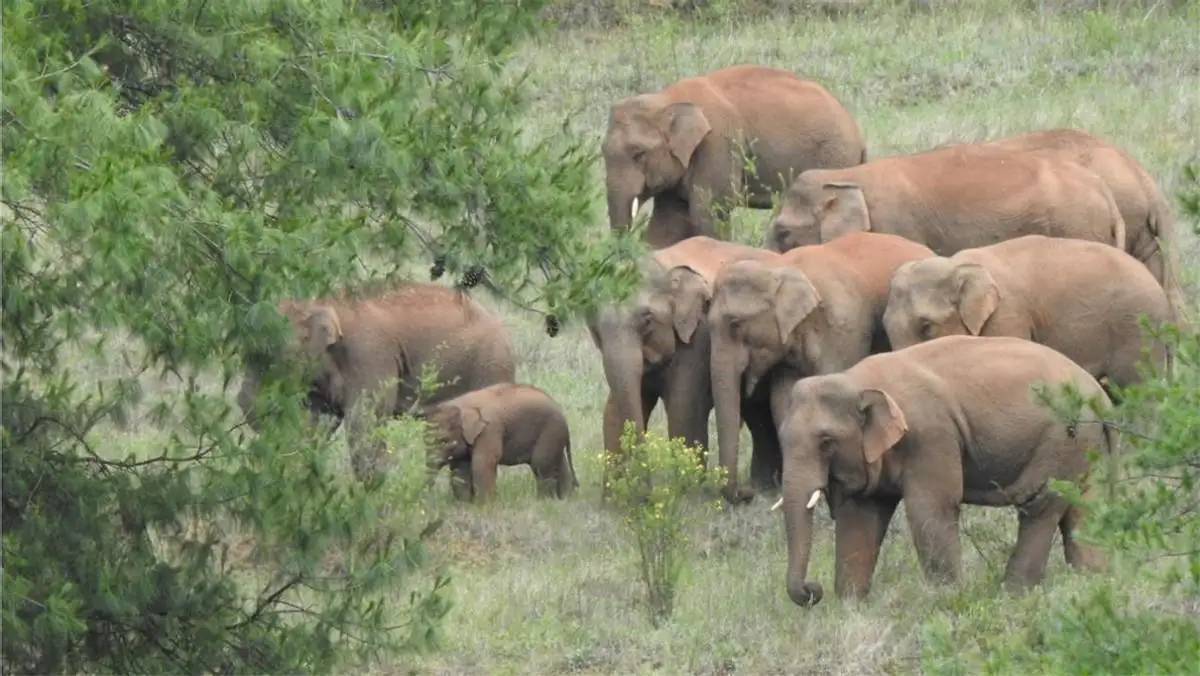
[769,497,784,512]
[631,197,640,221]
[806,490,823,510]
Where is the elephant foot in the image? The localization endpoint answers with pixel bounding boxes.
[787,580,824,607]
[721,484,756,505]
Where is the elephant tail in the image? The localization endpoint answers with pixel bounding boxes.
[860,146,868,165]
[566,436,579,488]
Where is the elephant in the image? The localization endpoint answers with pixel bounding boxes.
[588,236,779,470]
[603,64,866,249]
[883,234,1173,392]
[417,383,576,501]
[707,231,935,505]
[775,335,1114,607]
[236,282,517,480]
[981,128,1182,310]
[764,143,1127,261]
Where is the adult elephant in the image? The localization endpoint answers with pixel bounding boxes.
[237,282,517,480]
[764,143,1126,259]
[981,128,1184,314]
[603,64,866,249]
[883,235,1174,391]
[707,232,934,505]
[775,336,1113,607]
[588,236,778,468]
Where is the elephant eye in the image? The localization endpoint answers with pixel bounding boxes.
[636,309,655,333]
[918,320,935,339]
[726,315,743,331]
[818,436,837,456]
[631,148,647,162]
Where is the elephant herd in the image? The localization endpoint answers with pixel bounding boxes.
[238,64,1189,609]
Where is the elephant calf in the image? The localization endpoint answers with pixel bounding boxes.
[419,383,577,501]
[883,234,1174,390]
[776,335,1113,607]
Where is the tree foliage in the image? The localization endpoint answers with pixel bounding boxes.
[2,0,640,671]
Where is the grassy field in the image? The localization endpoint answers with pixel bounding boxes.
[384,4,1200,675]
[98,2,1200,674]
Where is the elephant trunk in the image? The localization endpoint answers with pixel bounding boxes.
[783,468,827,607]
[601,326,647,449]
[606,171,645,233]
[711,329,749,503]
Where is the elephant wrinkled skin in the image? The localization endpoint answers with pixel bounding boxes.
[766,143,1126,260]
[707,232,935,505]
[778,335,1113,607]
[588,236,778,467]
[604,65,866,249]
[884,234,1173,391]
[418,383,577,501]
[982,128,1182,310]
[236,283,516,481]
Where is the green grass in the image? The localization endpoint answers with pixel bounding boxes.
[95,2,1200,674]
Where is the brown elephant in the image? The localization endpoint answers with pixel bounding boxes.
[603,64,866,249]
[883,235,1173,392]
[588,236,779,469]
[708,231,935,505]
[981,128,1182,310]
[236,282,517,480]
[775,335,1113,607]
[764,143,1127,260]
[418,383,576,501]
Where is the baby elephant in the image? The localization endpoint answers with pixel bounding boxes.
[776,335,1114,607]
[884,235,1173,390]
[420,383,577,501]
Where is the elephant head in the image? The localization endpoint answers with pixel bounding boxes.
[883,257,1000,349]
[602,94,713,232]
[767,178,870,252]
[776,374,908,607]
[421,402,488,470]
[588,255,714,437]
[709,260,822,500]
[237,301,348,430]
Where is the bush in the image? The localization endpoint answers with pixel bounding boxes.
[604,424,725,626]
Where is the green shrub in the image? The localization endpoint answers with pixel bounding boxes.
[604,424,725,626]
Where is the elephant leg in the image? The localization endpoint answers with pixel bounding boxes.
[1059,498,1108,574]
[744,400,782,492]
[530,435,566,499]
[833,495,900,602]
[902,488,964,586]
[646,194,699,249]
[602,387,660,499]
[449,459,473,501]
[664,348,712,467]
[1003,496,1070,592]
[469,431,503,502]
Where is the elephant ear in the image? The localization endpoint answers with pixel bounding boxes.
[659,102,712,167]
[819,181,870,242]
[860,388,908,465]
[460,406,489,445]
[303,306,343,353]
[772,267,822,343]
[953,262,1000,335]
[669,266,710,344]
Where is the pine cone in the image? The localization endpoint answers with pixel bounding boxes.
[460,265,485,289]
[429,255,446,281]
[544,314,560,337]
